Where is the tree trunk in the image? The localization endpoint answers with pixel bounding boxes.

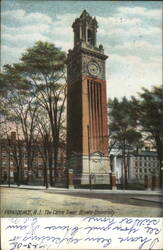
[43,149,49,189]
[27,150,33,184]
[53,140,59,187]
[47,145,53,186]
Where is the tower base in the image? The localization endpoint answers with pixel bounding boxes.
[67,153,111,186]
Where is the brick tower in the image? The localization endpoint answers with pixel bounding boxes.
[67,10,110,186]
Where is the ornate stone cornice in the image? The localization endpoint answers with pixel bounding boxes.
[80,47,108,60]
[67,43,108,62]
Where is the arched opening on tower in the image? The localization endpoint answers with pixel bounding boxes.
[88,29,94,46]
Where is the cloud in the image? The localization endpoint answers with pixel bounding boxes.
[117,40,160,51]
[98,16,142,31]
[50,13,75,44]
[1,45,26,65]
[107,40,161,59]
[96,8,162,63]
[107,54,162,99]
[3,33,50,44]
[118,6,162,20]
[2,24,51,34]
[1,9,55,54]
[1,10,74,52]
[2,9,53,25]
[1,10,75,65]
[99,23,161,38]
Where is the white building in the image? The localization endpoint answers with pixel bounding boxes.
[129,151,160,184]
[110,149,160,185]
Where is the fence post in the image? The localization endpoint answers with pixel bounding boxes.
[110,172,117,190]
[68,169,74,189]
[152,175,160,190]
[144,175,152,191]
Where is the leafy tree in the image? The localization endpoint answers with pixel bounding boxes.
[1,41,67,186]
[109,97,142,189]
[132,86,163,187]
[0,66,39,184]
[19,41,67,186]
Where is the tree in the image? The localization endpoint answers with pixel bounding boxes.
[19,41,67,186]
[132,85,163,187]
[0,76,17,184]
[36,110,53,187]
[0,66,39,184]
[1,41,67,186]
[109,97,143,189]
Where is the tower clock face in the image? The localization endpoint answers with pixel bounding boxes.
[88,62,100,76]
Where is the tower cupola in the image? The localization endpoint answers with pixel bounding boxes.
[72,10,98,47]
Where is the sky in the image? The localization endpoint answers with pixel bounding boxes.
[1,0,162,99]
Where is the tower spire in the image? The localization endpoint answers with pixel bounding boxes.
[72,10,98,47]
[80,9,90,18]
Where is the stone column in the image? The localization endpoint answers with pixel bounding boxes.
[79,25,82,40]
[86,27,88,43]
[68,169,74,189]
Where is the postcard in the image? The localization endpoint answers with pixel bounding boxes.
[0,0,162,249]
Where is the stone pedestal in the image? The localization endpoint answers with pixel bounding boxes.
[68,154,110,185]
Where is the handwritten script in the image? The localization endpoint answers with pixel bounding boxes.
[1,217,163,249]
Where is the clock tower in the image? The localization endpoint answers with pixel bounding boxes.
[67,10,110,186]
